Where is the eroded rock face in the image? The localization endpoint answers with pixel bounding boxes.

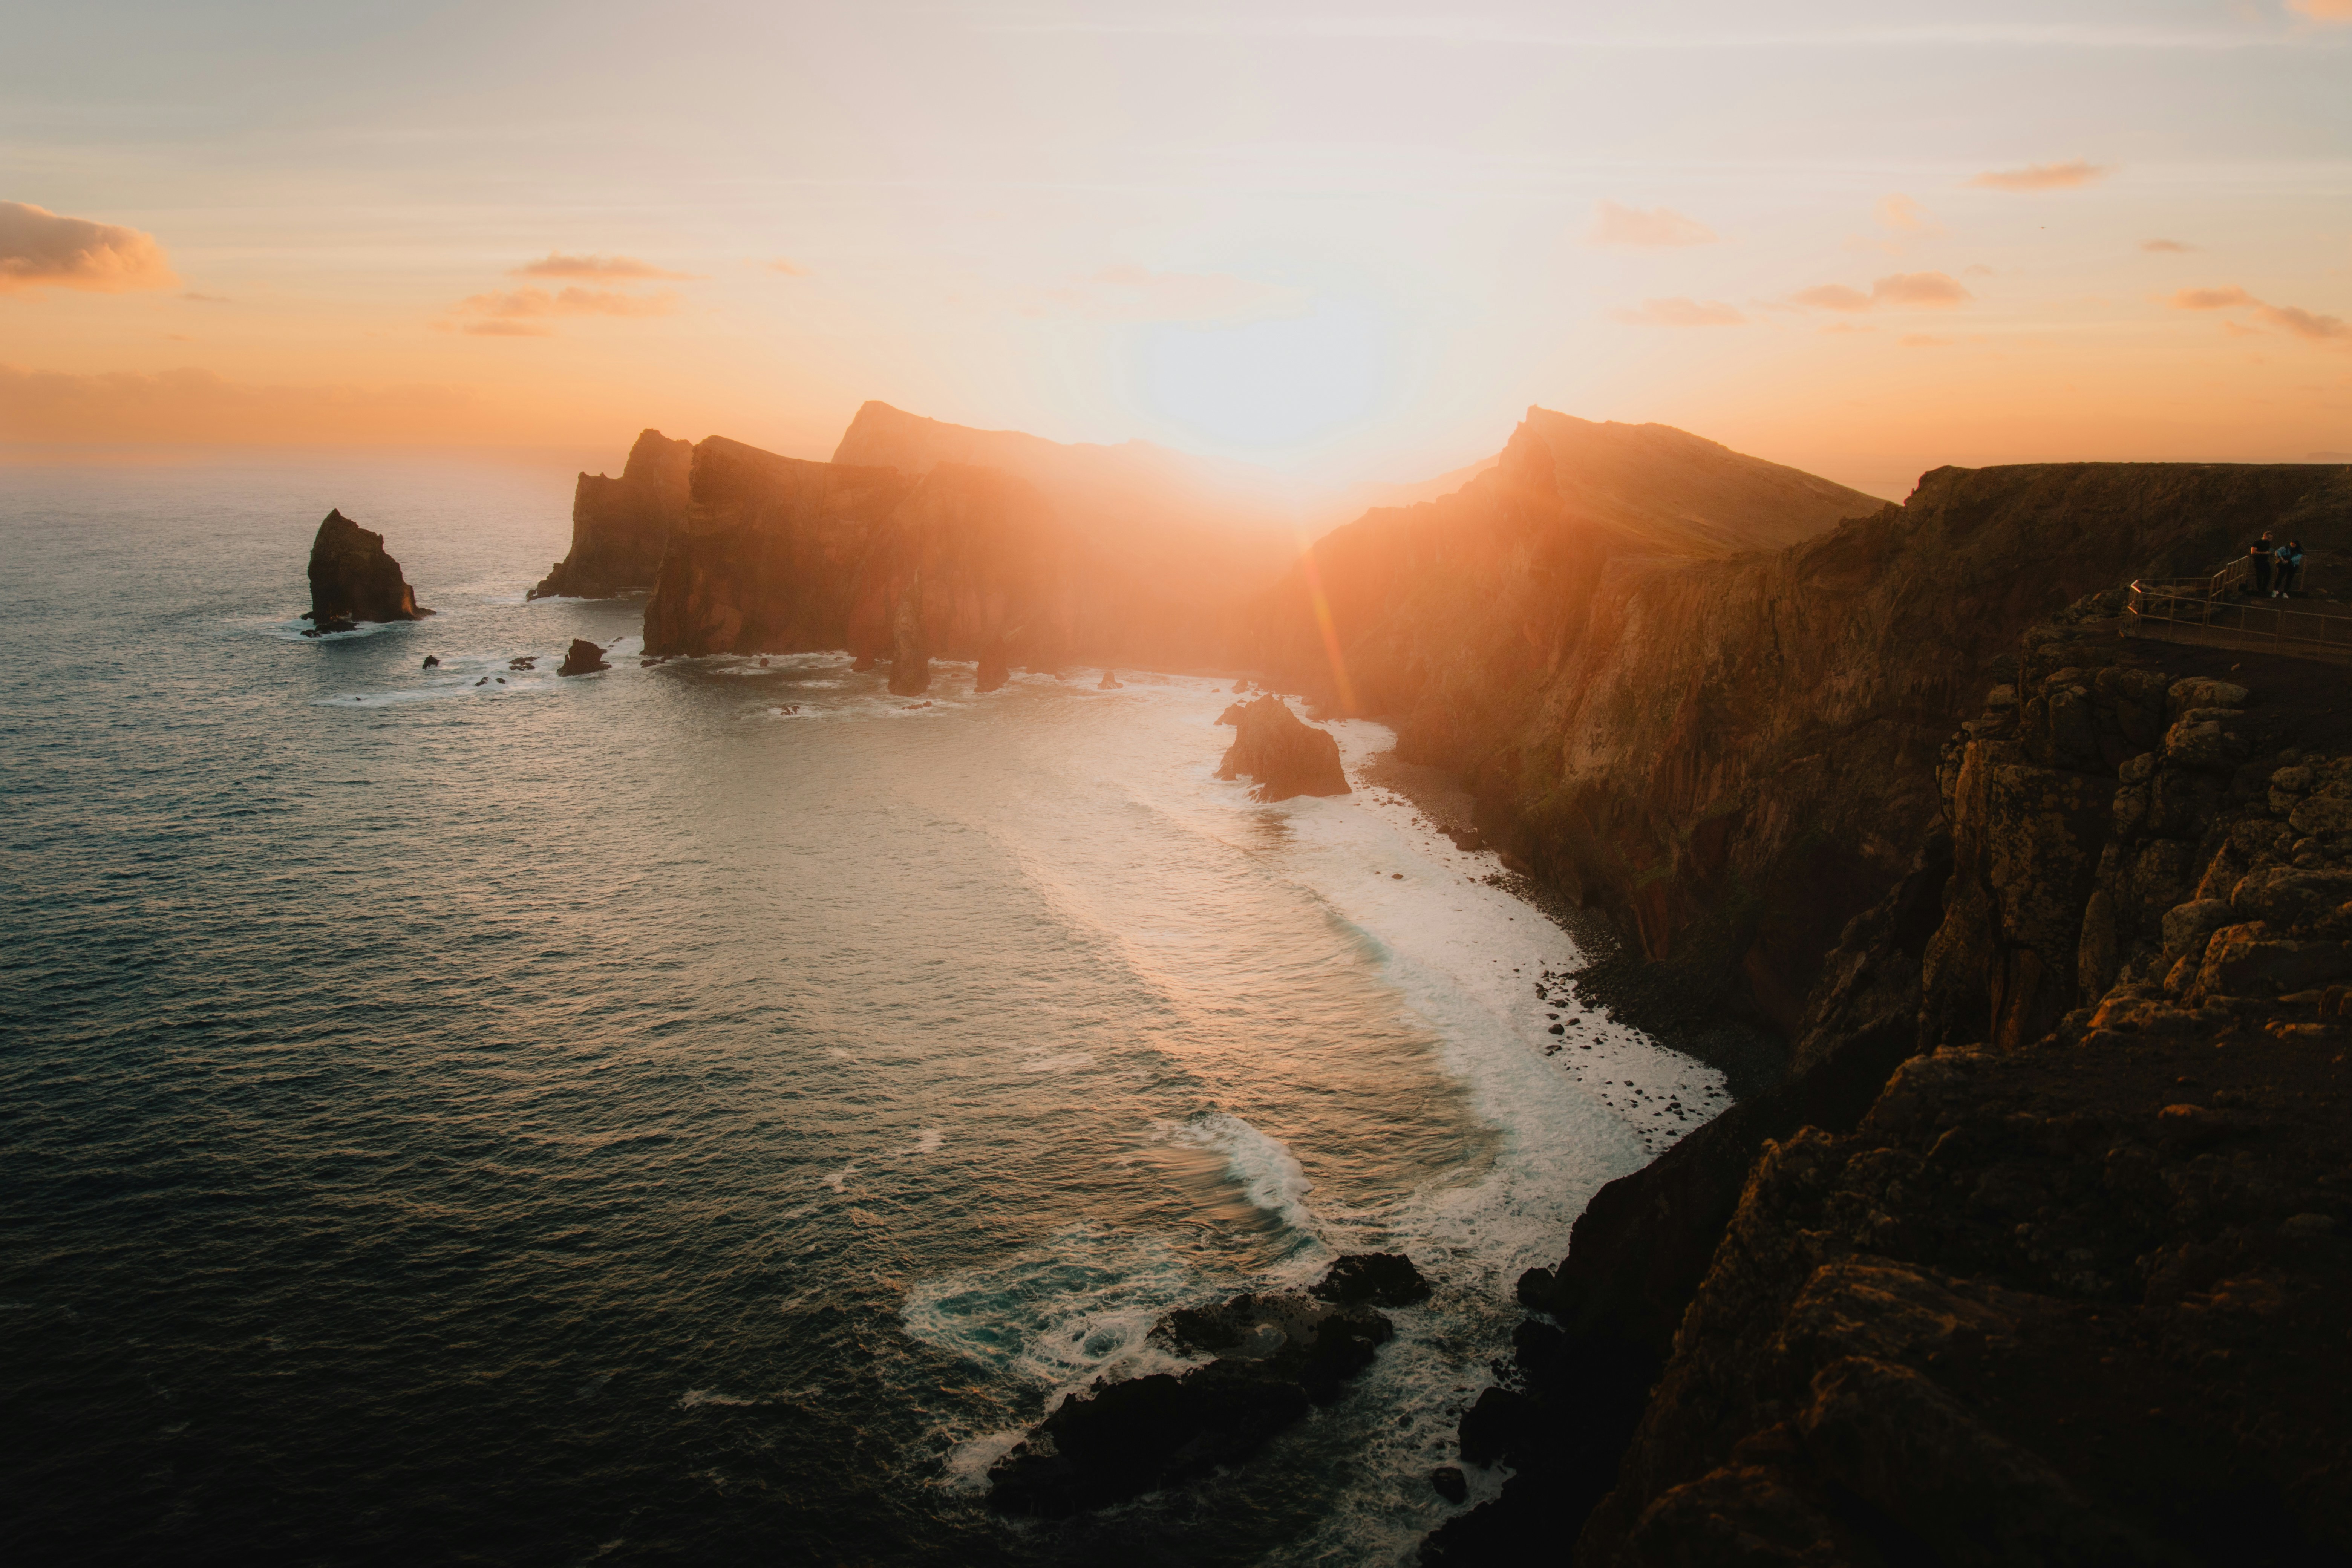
[530,429,692,599]
[304,509,429,631]
[985,1253,1421,1518]
[1215,695,1350,801]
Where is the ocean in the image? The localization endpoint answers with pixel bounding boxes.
[0,454,1725,1566]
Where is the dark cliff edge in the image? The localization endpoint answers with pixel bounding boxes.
[1401,460,2352,1566]
[641,432,1282,671]
[530,428,692,599]
[304,508,430,632]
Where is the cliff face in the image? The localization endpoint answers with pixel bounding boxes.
[1442,462,2352,1038]
[1560,617,2352,1566]
[642,432,1274,671]
[530,428,692,599]
[304,508,429,630]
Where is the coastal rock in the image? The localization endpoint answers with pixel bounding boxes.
[303,509,429,630]
[530,429,692,599]
[984,1254,1407,1518]
[1099,669,1122,689]
[1215,696,1350,802]
[976,638,1012,693]
[556,639,609,677]
[885,576,929,696]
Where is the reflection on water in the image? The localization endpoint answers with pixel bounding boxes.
[0,459,1719,1566]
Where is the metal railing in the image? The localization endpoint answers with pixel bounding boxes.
[2126,551,2352,658]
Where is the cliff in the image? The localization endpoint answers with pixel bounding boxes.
[1560,614,2352,1565]
[530,428,692,599]
[1406,461,2352,1039]
[1413,459,2352,1565]
[642,432,1274,671]
[303,508,429,631]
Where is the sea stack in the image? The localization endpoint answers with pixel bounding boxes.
[1216,696,1350,802]
[886,578,931,696]
[304,509,429,633]
[556,639,610,676]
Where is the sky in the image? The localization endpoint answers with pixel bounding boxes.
[3,0,2350,497]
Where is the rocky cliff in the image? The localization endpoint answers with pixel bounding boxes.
[1556,613,2352,1566]
[642,432,1277,671]
[1409,459,2352,1565]
[303,508,429,632]
[530,428,692,599]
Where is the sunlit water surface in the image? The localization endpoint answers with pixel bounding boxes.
[0,457,1725,1566]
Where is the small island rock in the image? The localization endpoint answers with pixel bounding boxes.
[557,639,610,676]
[303,509,430,632]
[1216,695,1351,802]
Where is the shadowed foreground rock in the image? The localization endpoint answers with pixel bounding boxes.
[303,509,429,634]
[556,639,609,676]
[1216,695,1350,802]
[985,1253,1425,1518]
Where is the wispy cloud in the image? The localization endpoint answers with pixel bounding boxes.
[2141,238,2196,253]
[512,252,698,282]
[2170,284,2349,341]
[968,18,2315,51]
[2288,0,2352,23]
[1610,297,1746,327]
[767,258,812,277]
[1588,201,1718,248]
[447,285,679,337]
[0,201,177,294]
[1900,334,1954,347]
[1966,159,2110,191]
[1876,194,1944,236]
[1791,272,1972,313]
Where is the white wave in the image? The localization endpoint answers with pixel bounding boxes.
[1157,1109,1320,1240]
[909,1128,945,1155]
[899,1223,1212,1393]
[939,1428,1028,1494]
[678,1388,760,1409]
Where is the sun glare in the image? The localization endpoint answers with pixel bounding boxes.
[1125,301,1386,456]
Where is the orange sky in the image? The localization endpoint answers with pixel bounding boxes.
[5,1,2350,498]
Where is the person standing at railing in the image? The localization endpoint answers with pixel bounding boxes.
[2249,540,2274,599]
[2276,540,2303,598]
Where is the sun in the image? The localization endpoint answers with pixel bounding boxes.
[1124,300,1387,457]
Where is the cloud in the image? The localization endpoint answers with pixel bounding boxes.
[1588,200,1718,247]
[450,285,678,332]
[2287,0,2352,21]
[1819,321,1876,335]
[1793,283,1873,312]
[181,291,231,303]
[0,201,177,294]
[2169,284,2350,341]
[1963,263,1995,276]
[768,258,811,277]
[1872,271,1972,307]
[1610,296,1746,326]
[2170,285,2257,310]
[1791,272,1972,312]
[1081,265,1304,322]
[511,252,697,281]
[2141,238,2196,253]
[1876,194,1945,236]
[1900,334,1954,347]
[1966,159,2110,191]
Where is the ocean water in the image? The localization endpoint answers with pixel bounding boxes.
[0,456,1726,1566]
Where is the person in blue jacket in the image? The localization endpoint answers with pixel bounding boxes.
[2275,540,2304,598]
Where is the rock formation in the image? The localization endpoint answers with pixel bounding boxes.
[556,639,609,676]
[530,429,692,599]
[303,508,429,632]
[640,431,1284,671]
[985,1253,1425,1517]
[1216,695,1351,801]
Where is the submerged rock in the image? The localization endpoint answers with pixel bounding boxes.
[421,655,440,669]
[303,509,429,631]
[556,639,610,677]
[1216,695,1351,802]
[984,1253,1413,1517]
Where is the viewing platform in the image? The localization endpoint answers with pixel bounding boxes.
[2124,552,2352,665]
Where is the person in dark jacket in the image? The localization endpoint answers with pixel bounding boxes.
[2249,541,2274,597]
